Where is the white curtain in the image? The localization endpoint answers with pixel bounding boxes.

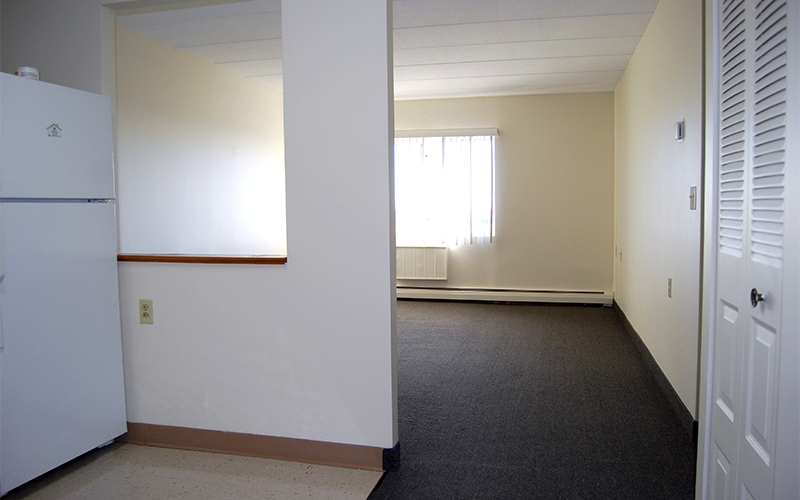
[394,135,495,247]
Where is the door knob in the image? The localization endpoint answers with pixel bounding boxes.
[750,288,765,308]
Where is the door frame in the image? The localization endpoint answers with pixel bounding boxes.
[696,1,721,497]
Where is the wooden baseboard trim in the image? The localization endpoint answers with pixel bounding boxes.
[116,423,384,471]
[613,303,698,443]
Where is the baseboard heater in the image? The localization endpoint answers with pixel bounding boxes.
[396,287,613,306]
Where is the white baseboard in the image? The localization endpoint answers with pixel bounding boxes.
[396,287,613,306]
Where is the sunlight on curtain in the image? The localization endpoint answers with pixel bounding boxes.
[395,134,495,247]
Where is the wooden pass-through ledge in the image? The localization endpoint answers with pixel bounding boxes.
[117,254,287,265]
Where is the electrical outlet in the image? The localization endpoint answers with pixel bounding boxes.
[667,278,673,298]
[139,299,154,324]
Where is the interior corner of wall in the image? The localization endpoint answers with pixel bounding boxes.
[100,6,117,102]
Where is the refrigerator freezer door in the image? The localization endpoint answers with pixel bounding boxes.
[0,73,114,200]
[0,201,127,494]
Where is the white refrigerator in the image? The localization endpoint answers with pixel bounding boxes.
[0,73,127,495]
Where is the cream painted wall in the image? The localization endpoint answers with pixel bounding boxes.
[2,0,397,449]
[614,0,703,417]
[115,26,286,255]
[395,93,615,293]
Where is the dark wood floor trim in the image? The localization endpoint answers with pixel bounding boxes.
[117,254,287,265]
[613,303,698,443]
[117,423,384,471]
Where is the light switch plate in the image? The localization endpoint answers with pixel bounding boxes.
[675,119,686,142]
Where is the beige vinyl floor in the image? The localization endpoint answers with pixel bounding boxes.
[4,444,384,500]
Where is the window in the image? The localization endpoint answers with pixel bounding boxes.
[394,129,496,247]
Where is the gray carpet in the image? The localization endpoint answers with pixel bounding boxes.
[370,300,697,499]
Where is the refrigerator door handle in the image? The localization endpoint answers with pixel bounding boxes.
[1,129,3,348]
[0,210,4,349]
[0,207,4,284]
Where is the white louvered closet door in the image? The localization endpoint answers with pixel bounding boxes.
[709,0,798,499]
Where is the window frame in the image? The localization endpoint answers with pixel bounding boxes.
[394,128,498,247]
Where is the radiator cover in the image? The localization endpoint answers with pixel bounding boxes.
[396,247,447,280]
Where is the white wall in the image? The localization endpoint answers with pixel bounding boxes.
[0,0,122,96]
[394,93,615,293]
[278,0,396,444]
[2,0,397,449]
[614,0,703,417]
[115,26,286,255]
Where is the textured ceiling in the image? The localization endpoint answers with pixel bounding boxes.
[115,0,658,100]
